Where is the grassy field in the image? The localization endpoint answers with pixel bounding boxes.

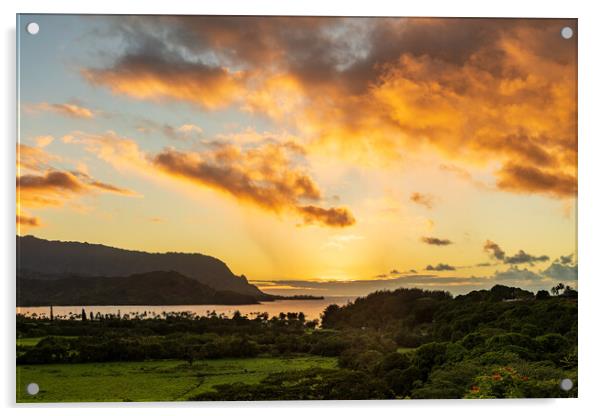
[17,336,76,347]
[16,356,337,402]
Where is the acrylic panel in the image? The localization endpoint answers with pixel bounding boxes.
[16,15,577,402]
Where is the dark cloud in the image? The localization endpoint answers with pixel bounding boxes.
[484,240,550,265]
[297,205,355,228]
[18,170,86,193]
[483,240,506,260]
[425,263,456,271]
[559,254,574,265]
[422,236,452,246]
[504,250,550,265]
[496,163,577,198]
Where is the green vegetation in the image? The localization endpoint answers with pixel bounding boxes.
[16,284,577,401]
[17,357,336,402]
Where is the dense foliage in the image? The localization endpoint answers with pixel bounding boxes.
[17,284,577,400]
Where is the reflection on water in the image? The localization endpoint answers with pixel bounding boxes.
[16,297,355,322]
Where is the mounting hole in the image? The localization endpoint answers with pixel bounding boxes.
[560,26,574,40]
[26,22,40,35]
[26,382,39,395]
[560,378,573,391]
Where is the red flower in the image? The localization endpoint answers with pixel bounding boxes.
[492,373,502,381]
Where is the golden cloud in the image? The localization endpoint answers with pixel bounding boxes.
[24,102,95,119]
[152,144,354,227]
[18,170,135,208]
[17,144,58,173]
[17,141,137,229]
[82,56,246,110]
[81,17,577,199]
[65,131,356,228]
[17,214,41,227]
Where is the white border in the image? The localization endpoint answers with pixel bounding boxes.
[2,1,601,415]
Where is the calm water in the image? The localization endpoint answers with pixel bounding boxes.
[16,297,355,322]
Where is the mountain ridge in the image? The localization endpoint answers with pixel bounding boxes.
[17,235,267,299]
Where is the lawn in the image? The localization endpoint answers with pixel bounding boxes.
[17,336,77,348]
[17,337,44,348]
[16,356,337,402]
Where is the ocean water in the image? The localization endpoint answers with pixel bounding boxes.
[16,296,356,322]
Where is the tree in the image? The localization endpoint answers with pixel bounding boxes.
[81,308,87,321]
[535,290,551,300]
[551,283,565,296]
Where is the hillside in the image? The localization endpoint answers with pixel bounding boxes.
[17,271,259,306]
[17,235,267,298]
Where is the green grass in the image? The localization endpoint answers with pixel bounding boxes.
[17,337,44,347]
[16,356,337,403]
[396,347,417,354]
[17,336,76,347]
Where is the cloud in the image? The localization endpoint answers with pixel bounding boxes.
[17,142,136,227]
[559,254,574,265]
[17,214,41,227]
[83,17,576,199]
[422,236,452,246]
[152,144,354,227]
[177,124,203,135]
[504,249,550,265]
[496,163,577,198]
[483,240,506,260]
[66,130,355,228]
[17,144,58,173]
[483,240,550,265]
[491,266,544,282]
[410,192,435,209]
[17,170,135,208]
[297,206,355,227]
[542,262,577,281]
[34,135,55,148]
[25,102,95,119]
[136,120,203,141]
[82,54,246,110]
[425,263,456,271]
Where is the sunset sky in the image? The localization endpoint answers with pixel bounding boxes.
[17,15,577,295]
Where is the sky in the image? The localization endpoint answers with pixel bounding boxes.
[16,15,577,296]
